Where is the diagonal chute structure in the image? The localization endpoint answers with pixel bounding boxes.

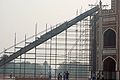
[0,6,99,67]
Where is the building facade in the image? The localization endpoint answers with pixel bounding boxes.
[96,0,120,79]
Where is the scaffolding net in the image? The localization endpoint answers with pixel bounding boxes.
[0,15,94,80]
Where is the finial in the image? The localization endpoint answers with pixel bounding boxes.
[99,0,102,8]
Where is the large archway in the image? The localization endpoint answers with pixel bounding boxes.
[103,57,116,80]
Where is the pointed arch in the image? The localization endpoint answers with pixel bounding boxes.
[103,56,117,64]
[103,56,117,71]
[103,57,116,71]
[103,57,116,79]
[103,29,116,48]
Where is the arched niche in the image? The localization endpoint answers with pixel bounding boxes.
[103,57,116,80]
[103,29,116,48]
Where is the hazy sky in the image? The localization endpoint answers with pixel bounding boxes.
[0,0,111,52]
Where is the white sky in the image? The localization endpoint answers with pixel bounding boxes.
[0,0,111,52]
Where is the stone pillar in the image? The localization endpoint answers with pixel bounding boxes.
[98,0,103,71]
